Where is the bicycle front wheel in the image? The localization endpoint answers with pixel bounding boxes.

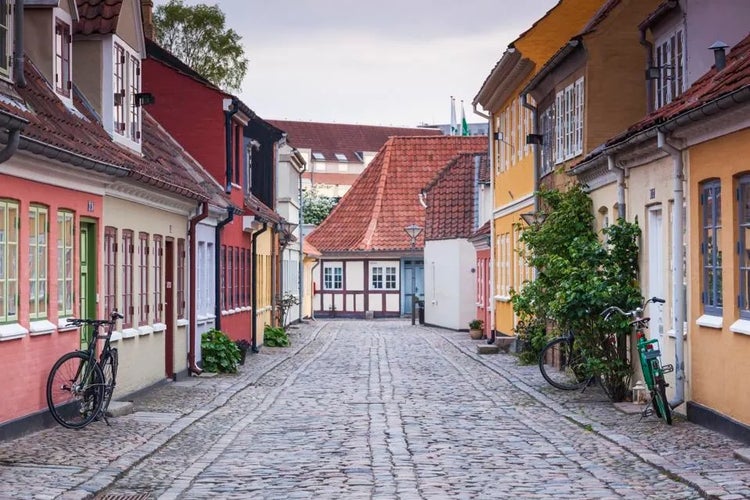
[539,337,588,390]
[651,374,673,425]
[46,352,105,429]
[100,348,118,414]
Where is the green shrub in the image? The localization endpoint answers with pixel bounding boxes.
[201,329,240,373]
[264,324,290,347]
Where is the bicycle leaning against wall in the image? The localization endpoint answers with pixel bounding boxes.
[46,310,123,429]
[601,297,674,425]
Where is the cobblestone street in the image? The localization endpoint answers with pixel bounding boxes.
[1,320,750,499]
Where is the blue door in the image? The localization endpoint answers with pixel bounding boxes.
[402,259,424,314]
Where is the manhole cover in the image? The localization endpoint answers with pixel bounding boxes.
[95,493,153,500]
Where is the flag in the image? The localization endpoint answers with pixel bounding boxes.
[460,100,469,136]
[450,96,458,136]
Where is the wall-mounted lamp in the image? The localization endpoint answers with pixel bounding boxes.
[520,212,547,227]
[135,92,156,107]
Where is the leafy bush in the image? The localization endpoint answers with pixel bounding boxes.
[201,329,240,373]
[512,184,642,401]
[264,324,290,347]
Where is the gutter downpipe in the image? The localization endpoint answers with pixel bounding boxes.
[639,26,655,114]
[0,0,26,165]
[473,102,495,340]
[657,130,685,409]
[297,152,307,323]
[521,93,539,213]
[214,207,235,331]
[224,97,239,193]
[251,222,269,352]
[607,155,626,219]
[187,202,208,375]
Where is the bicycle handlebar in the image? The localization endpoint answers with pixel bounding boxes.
[66,309,123,327]
[601,297,664,320]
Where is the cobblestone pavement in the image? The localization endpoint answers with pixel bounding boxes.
[1,320,750,499]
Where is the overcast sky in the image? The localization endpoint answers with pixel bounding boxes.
[152,0,559,128]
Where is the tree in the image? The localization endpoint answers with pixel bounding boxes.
[153,0,248,93]
[302,189,338,225]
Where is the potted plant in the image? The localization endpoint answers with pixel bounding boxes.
[469,319,484,339]
[234,339,251,365]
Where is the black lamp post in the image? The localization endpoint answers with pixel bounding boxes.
[404,224,423,325]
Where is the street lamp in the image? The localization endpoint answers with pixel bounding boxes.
[404,224,423,325]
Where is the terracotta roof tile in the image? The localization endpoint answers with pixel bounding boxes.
[74,0,124,35]
[607,32,750,146]
[424,152,488,241]
[470,220,491,239]
[306,136,487,253]
[13,57,210,201]
[303,240,322,258]
[267,120,443,166]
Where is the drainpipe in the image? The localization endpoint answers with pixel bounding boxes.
[521,94,539,213]
[0,0,26,165]
[251,222,268,352]
[310,260,320,320]
[473,102,495,340]
[298,152,307,323]
[214,207,235,331]
[224,97,239,193]
[657,130,685,409]
[187,202,208,375]
[607,155,626,219]
[640,26,655,114]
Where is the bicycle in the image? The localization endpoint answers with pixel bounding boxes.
[602,297,674,424]
[46,310,123,429]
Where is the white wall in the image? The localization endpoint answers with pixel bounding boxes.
[424,239,477,330]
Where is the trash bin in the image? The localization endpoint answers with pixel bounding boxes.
[417,300,425,325]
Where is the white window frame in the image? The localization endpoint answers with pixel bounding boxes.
[104,36,142,151]
[57,210,74,317]
[654,27,685,109]
[323,262,343,290]
[554,77,584,163]
[369,262,398,290]
[54,11,73,102]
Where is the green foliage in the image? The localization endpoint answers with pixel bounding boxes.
[512,184,642,400]
[276,293,300,326]
[153,0,248,92]
[264,324,290,347]
[302,189,339,225]
[469,319,483,330]
[201,329,240,373]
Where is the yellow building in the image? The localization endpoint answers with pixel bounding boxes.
[473,0,604,336]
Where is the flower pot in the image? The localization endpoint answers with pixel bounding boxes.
[469,328,483,340]
[238,349,248,365]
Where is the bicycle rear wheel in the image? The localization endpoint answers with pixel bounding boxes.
[539,336,588,390]
[651,375,673,425]
[46,352,105,429]
[100,348,118,414]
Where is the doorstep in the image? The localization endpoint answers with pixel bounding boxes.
[106,400,134,418]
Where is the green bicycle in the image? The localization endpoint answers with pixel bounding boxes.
[602,297,673,424]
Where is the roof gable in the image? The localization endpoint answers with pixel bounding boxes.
[306,136,486,253]
[424,152,488,241]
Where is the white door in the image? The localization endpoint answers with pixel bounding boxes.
[648,206,665,339]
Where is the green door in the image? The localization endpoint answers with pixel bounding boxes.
[79,221,97,347]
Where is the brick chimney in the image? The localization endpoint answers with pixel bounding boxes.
[141,0,155,40]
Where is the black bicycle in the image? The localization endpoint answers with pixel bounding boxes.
[46,310,123,429]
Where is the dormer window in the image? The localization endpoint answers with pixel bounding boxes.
[0,0,14,80]
[654,28,685,109]
[113,41,141,144]
[54,19,72,98]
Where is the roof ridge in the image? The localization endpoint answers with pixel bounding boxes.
[361,139,393,248]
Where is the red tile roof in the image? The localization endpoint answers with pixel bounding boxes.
[424,152,488,241]
[267,120,443,165]
[470,220,491,239]
[303,240,322,258]
[74,0,124,35]
[306,136,487,253]
[11,58,211,201]
[606,31,750,146]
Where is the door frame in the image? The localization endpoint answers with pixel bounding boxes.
[165,238,175,378]
[79,219,97,348]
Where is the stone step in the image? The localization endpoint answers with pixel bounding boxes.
[106,400,134,418]
[477,344,499,355]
